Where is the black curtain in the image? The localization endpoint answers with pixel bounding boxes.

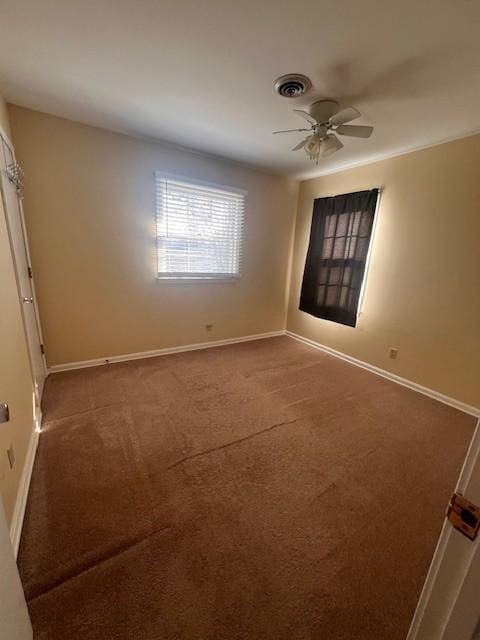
[299,189,379,327]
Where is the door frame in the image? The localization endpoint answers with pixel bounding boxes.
[0,125,47,411]
[0,501,33,639]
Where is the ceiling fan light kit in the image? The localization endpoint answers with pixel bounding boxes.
[273,93,374,164]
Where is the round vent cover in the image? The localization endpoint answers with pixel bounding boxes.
[273,74,312,98]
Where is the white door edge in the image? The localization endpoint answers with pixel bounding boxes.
[407,417,480,639]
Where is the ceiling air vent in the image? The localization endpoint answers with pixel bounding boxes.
[274,74,312,98]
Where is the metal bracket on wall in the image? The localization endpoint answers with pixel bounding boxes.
[447,493,480,541]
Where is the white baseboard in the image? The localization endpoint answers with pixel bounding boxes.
[47,327,479,417]
[286,331,480,418]
[9,428,39,558]
[47,331,286,374]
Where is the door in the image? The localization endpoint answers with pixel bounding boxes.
[0,167,33,638]
[0,502,32,640]
[408,417,480,639]
[0,130,46,421]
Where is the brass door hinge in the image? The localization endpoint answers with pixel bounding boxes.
[447,493,480,541]
[40,344,45,355]
[27,266,33,278]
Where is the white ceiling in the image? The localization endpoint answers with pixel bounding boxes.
[1,0,480,178]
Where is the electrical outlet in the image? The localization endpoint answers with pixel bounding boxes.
[205,324,213,332]
[7,444,15,469]
[389,347,399,360]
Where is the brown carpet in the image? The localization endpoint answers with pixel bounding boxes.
[19,336,475,639]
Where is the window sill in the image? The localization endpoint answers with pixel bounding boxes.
[156,275,241,284]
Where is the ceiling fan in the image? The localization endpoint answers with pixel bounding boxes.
[273,99,373,164]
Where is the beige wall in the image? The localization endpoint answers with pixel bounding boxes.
[287,136,480,408]
[0,95,35,525]
[8,106,298,366]
[9,103,479,407]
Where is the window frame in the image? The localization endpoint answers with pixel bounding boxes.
[155,172,247,282]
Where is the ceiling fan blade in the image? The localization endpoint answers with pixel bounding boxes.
[292,139,307,151]
[336,124,374,139]
[293,109,316,124]
[272,128,311,134]
[321,134,344,157]
[329,106,361,126]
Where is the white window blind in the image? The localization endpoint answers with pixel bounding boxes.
[155,173,246,279]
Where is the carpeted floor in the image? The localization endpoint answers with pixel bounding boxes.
[19,336,475,639]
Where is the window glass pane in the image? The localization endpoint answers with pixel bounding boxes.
[339,286,350,309]
[326,286,338,306]
[317,266,329,284]
[335,212,350,236]
[332,236,347,259]
[324,214,337,237]
[321,237,333,258]
[326,267,342,285]
[316,285,326,305]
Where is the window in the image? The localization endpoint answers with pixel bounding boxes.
[155,173,246,279]
[299,189,379,327]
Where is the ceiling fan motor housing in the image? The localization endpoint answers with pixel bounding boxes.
[274,74,312,98]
